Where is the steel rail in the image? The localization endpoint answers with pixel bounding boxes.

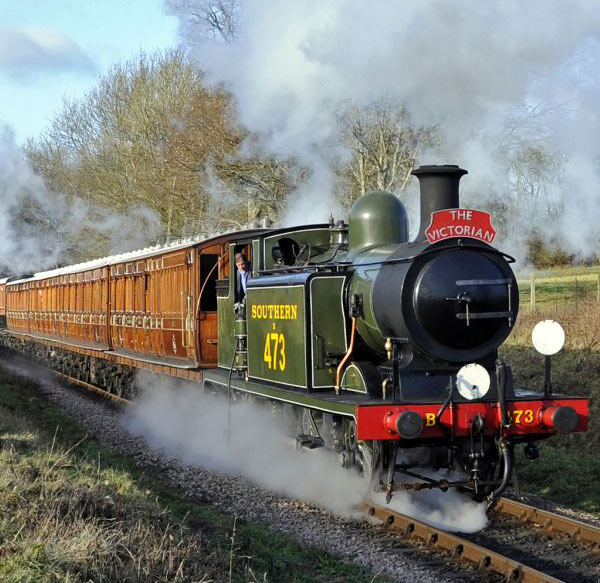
[362,502,565,583]
[496,497,600,546]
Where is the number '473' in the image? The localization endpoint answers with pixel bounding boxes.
[264,332,286,371]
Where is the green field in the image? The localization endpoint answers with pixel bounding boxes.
[517,269,600,312]
[523,264,600,279]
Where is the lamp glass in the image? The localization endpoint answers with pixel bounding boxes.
[457,363,490,400]
[531,320,565,356]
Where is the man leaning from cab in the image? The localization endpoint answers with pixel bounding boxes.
[234,252,251,313]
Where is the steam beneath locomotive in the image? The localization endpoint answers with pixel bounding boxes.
[126,372,488,532]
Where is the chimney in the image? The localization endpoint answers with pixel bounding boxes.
[412,165,468,243]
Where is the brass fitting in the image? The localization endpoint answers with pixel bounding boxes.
[385,337,393,359]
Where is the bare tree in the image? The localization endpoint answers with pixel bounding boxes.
[26,50,238,243]
[166,0,240,43]
[478,102,566,240]
[26,48,298,253]
[339,102,435,205]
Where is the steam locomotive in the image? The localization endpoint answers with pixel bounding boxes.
[0,165,589,505]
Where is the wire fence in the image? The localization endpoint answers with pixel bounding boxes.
[518,273,600,314]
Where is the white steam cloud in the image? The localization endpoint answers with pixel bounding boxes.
[126,374,366,515]
[126,373,488,532]
[0,125,162,275]
[372,485,488,534]
[168,0,600,258]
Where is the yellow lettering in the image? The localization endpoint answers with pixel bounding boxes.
[279,333,286,371]
[524,410,534,424]
[425,413,436,427]
[252,304,298,319]
[270,332,279,368]
[264,332,287,371]
[514,410,523,424]
[263,333,272,369]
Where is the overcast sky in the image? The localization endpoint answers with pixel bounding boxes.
[0,0,177,143]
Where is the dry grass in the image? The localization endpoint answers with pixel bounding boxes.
[0,369,390,583]
[0,408,226,583]
[508,297,600,351]
[500,297,600,511]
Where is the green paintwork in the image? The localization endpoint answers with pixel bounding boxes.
[251,239,261,276]
[348,191,408,251]
[341,363,368,393]
[204,368,358,417]
[217,244,236,367]
[262,228,331,270]
[310,276,348,388]
[247,285,307,387]
[216,215,404,387]
[348,244,403,354]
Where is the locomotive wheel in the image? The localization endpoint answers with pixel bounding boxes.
[356,440,385,492]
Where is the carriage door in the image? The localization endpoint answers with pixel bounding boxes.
[197,248,220,363]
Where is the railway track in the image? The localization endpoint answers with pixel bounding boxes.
[364,502,561,583]
[364,497,600,583]
[495,497,600,546]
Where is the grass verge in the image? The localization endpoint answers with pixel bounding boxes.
[502,303,600,514]
[0,364,389,583]
[513,446,600,513]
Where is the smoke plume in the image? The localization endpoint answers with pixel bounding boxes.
[0,125,162,276]
[167,0,600,259]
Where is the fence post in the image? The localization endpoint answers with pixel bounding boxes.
[575,276,578,312]
[597,274,600,309]
[530,273,536,313]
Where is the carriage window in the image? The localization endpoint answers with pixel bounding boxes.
[200,254,218,312]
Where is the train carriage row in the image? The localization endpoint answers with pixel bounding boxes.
[2,233,255,368]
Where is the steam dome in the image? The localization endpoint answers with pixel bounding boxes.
[348,191,408,251]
